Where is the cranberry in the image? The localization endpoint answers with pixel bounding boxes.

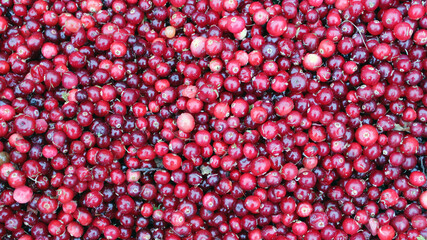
[380,189,399,208]
[355,125,379,147]
[267,16,287,37]
[0,0,425,239]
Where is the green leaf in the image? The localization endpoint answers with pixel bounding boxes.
[417,236,426,240]
[62,91,69,102]
[153,204,163,211]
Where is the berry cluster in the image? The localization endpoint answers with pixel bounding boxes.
[0,0,426,239]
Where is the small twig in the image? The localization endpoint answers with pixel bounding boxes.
[342,20,368,50]
[421,157,426,175]
[393,124,411,133]
[132,168,162,172]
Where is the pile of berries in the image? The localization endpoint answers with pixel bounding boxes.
[0,0,426,239]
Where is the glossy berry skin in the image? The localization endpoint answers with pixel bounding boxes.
[227,16,245,34]
[37,196,59,214]
[163,154,182,171]
[303,54,322,71]
[267,16,287,37]
[177,113,195,133]
[380,189,399,208]
[409,171,426,187]
[0,0,425,239]
[13,186,33,204]
[419,192,427,209]
[355,125,378,147]
[378,225,395,240]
